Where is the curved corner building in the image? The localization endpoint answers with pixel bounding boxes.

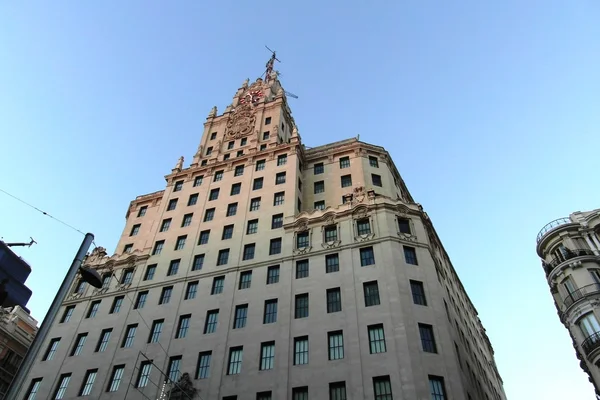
[15,60,506,400]
[537,209,600,398]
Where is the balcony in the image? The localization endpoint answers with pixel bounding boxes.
[563,283,600,308]
[537,217,572,244]
[542,248,596,276]
[582,332,600,357]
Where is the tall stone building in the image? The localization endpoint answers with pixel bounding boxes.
[16,61,506,400]
[537,209,600,399]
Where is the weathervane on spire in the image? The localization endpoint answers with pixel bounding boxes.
[265,45,280,83]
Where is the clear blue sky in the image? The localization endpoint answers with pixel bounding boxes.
[1,2,599,399]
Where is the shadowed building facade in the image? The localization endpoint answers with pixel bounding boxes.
[537,209,600,399]
[16,63,506,400]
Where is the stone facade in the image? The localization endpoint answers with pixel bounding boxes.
[16,69,506,400]
[537,209,600,399]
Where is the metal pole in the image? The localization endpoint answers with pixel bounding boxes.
[5,233,94,400]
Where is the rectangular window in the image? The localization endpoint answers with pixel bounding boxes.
[107,365,124,392]
[160,219,171,232]
[341,174,352,187]
[253,177,264,190]
[123,244,133,253]
[273,192,285,205]
[121,268,134,285]
[231,182,242,195]
[372,174,382,187]
[369,156,379,168]
[275,171,286,184]
[357,218,371,235]
[167,199,178,211]
[360,247,375,266]
[257,391,272,400]
[293,336,309,365]
[236,150,244,157]
[325,253,339,273]
[101,273,111,289]
[404,246,418,265]
[222,224,234,240]
[368,324,387,354]
[242,243,256,261]
[227,347,243,375]
[398,218,411,234]
[260,341,275,370]
[185,281,198,300]
[134,291,148,309]
[86,300,101,318]
[296,232,309,248]
[277,154,287,166]
[214,170,224,181]
[217,249,229,266]
[211,276,225,294]
[181,213,193,228]
[363,281,381,307]
[54,373,71,399]
[329,381,347,400]
[167,259,180,275]
[267,265,280,284]
[314,162,324,174]
[314,200,325,210]
[70,333,87,356]
[176,315,191,339]
[296,259,309,278]
[204,208,215,221]
[193,175,203,186]
[327,288,342,313]
[295,293,309,318]
[263,299,278,324]
[110,296,124,314]
[256,159,266,171]
[239,271,252,289]
[227,140,234,149]
[204,310,219,334]
[152,240,164,255]
[167,356,182,382]
[79,369,97,396]
[227,202,238,216]
[250,197,261,211]
[95,329,111,352]
[314,180,325,194]
[196,351,212,379]
[206,146,213,155]
[174,180,184,192]
[419,324,437,353]
[247,219,259,234]
[130,224,140,236]
[269,238,282,255]
[198,230,210,245]
[234,304,248,329]
[137,206,147,217]
[187,193,198,206]
[271,214,283,229]
[265,117,271,125]
[328,331,344,360]
[144,264,156,280]
[410,280,427,305]
[209,189,219,201]
[60,305,75,323]
[148,319,164,343]
[192,254,204,271]
[234,165,244,176]
[136,361,152,388]
[429,376,447,400]
[159,287,173,304]
[324,226,337,242]
[292,387,308,400]
[122,324,137,348]
[373,376,393,400]
[339,156,350,168]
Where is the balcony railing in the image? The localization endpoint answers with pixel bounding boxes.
[563,283,600,308]
[537,217,572,243]
[542,248,596,276]
[582,332,600,357]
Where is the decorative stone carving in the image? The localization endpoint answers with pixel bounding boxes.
[294,246,312,255]
[168,373,198,399]
[116,282,132,291]
[225,101,256,139]
[352,186,366,204]
[352,205,369,220]
[295,219,309,232]
[208,106,217,118]
[292,126,299,137]
[323,213,336,226]
[242,78,249,89]
[174,156,184,171]
[398,232,417,242]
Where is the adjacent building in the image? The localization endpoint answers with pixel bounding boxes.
[15,62,506,400]
[0,241,33,311]
[0,306,38,399]
[536,209,600,398]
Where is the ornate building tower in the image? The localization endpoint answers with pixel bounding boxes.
[15,60,506,400]
[537,209,600,399]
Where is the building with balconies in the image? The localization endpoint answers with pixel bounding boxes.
[537,208,600,398]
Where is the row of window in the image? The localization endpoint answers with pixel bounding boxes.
[27,368,447,400]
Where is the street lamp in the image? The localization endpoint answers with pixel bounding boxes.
[5,233,101,400]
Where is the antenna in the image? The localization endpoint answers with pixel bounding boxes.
[5,237,37,248]
[263,47,298,99]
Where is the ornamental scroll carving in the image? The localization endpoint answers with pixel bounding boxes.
[225,102,256,139]
[351,186,366,205]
